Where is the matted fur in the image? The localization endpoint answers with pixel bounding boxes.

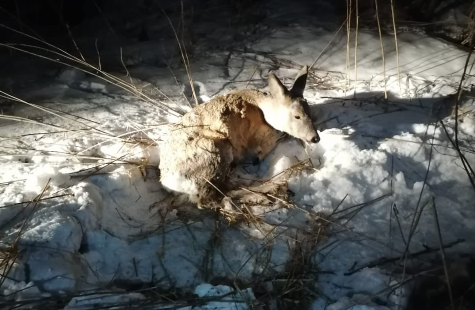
[159,66,319,208]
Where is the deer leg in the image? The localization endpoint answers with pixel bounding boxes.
[225,181,289,206]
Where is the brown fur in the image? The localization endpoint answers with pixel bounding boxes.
[159,67,318,208]
[180,89,283,161]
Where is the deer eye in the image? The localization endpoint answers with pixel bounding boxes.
[294,116,301,119]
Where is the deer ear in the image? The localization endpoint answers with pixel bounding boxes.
[269,73,288,99]
[290,65,308,97]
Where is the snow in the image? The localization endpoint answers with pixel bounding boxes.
[194,283,255,310]
[64,293,146,310]
[24,166,71,195]
[1,0,475,309]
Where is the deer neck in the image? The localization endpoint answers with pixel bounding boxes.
[233,89,286,131]
[256,96,286,132]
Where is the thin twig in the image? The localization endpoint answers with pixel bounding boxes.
[329,194,348,217]
[310,18,348,69]
[345,238,464,276]
[374,0,387,99]
[398,123,438,286]
[390,0,401,93]
[162,8,199,106]
[345,0,352,94]
[453,39,475,191]
[353,0,359,95]
[1,180,51,287]
[438,119,475,192]
[93,0,117,38]
[0,42,182,116]
[66,24,85,62]
[431,197,455,310]
[245,66,258,88]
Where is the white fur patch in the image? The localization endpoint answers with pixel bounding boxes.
[161,173,199,197]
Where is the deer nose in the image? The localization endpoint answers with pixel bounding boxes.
[310,135,320,143]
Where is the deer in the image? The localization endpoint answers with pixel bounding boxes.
[159,66,319,209]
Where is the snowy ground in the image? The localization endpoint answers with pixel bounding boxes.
[1,0,475,309]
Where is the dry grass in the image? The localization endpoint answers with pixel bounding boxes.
[164,158,328,308]
[431,197,455,310]
[390,0,401,93]
[0,25,167,190]
[345,0,352,94]
[216,158,317,223]
[0,156,318,309]
[0,180,51,294]
[0,245,20,289]
[274,223,324,308]
[0,24,183,117]
[163,4,199,107]
[443,4,475,193]
[354,0,359,96]
[374,0,387,99]
[0,2,366,309]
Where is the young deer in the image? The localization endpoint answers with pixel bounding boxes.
[159,66,319,208]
